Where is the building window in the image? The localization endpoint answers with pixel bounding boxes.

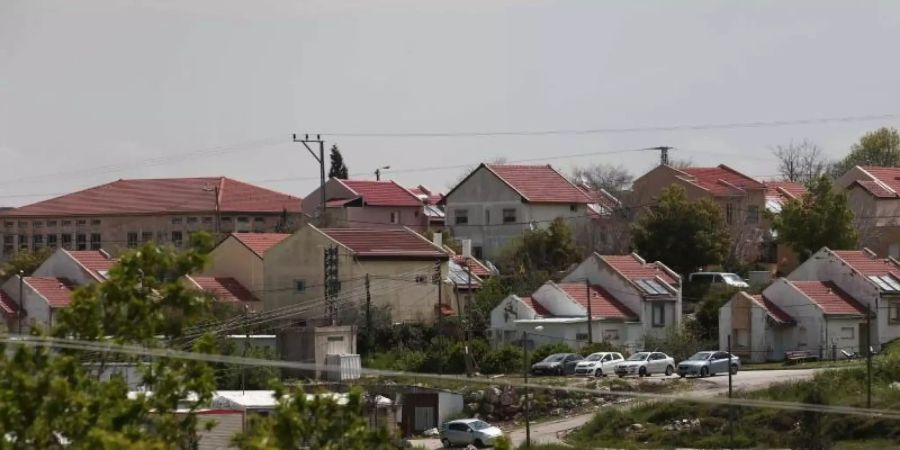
[254,217,265,223]
[202,216,213,224]
[61,234,72,250]
[390,211,400,224]
[221,216,232,222]
[570,204,577,212]
[454,209,468,225]
[172,217,183,225]
[295,280,306,292]
[47,234,58,249]
[237,217,249,223]
[90,233,101,250]
[891,303,900,323]
[651,303,665,327]
[725,203,735,225]
[502,208,517,224]
[602,329,620,341]
[17,221,28,228]
[485,209,491,224]
[798,326,808,347]
[127,232,138,248]
[141,231,153,243]
[841,327,855,340]
[171,231,183,247]
[32,234,43,249]
[187,217,199,224]
[746,206,759,224]
[47,220,57,227]
[415,274,428,284]
[2,236,13,255]
[61,220,72,227]
[18,235,28,250]
[75,234,87,250]
[473,246,483,259]
[33,221,43,228]
[3,221,13,228]
[76,219,86,226]
[91,219,101,226]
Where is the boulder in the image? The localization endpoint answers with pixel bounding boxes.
[465,403,479,414]
[483,403,495,414]
[484,387,502,403]
[423,427,439,436]
[499,389,516,406]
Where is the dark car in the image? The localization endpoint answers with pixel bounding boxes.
[530,353,584,376]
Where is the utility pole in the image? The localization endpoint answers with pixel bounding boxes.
[433,261,443,374]
[649,146,673,166]
[728,334,734,450]
[17,270,24,334]
[242,304,249,395]
[464,257,474,377]
[324,246,340,325]
[867,305,873,409]
[585,279,593,344]
[365,273,372,353]
[293,134,326,224]
[523,330,531,448]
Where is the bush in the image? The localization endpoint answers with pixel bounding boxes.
[579,341,623,356]
[643,324,715,362]
[529,342,574,366]
[479,345,524,374]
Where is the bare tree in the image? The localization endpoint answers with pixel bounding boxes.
[773,140,830,183]
[572,163,634,194]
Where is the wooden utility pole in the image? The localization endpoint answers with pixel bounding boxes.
[293,134,326,224]
[365,273,372,352]
[585,279,593,344]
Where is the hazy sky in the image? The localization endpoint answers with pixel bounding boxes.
[2,0,899,206]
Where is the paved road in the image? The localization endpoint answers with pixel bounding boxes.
[410,368,821,449]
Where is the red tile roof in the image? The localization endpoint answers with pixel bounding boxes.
[67,250,116,279]
[852,180,897,198]
[520,296,552,317]
[231,233,290,258]
[831,249,900,278]
[790,281,868,316]
[191,276,259,304]
[338,180,423,207]
[860,166,900,195]
[576,184,621,210]
[320,227,448,259]
[764,181,806,201]
[452,255,492,278]
[750,294,795,325]
[598,254,679,286]
[439,303,455,316]
[2,177,302,217]
[485,164,593,204]
[557,283,637,320]
[25,277,75,308]
[676,165,765,196]
[410,186,444,205]
[0,290,18,316]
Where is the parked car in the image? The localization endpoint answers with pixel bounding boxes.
[440,418,503,448]
[677,351,741,378]
[574,352,625,377]
[688,272,749,289]
[530,353,584,376]
[614,351,675,377]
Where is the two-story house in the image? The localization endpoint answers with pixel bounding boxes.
[720,247,900,362]
[204,225,452,324]
[762,181,807,272]
[837,165,900,257]
[302,179,428,231]
[489,252,681,351]
[0,177,303,259]
[442,164,594,260]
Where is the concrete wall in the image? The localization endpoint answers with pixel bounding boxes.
[0,211,303,260]
[437,392,464,425]
[204,236,265,299]
[32,250,97,284]
[489,296,537,345]
[763,279,827,357]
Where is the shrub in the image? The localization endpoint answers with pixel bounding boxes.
[579,341,622,356]
[479,345,524,375]
[529,342,574,366]
[642,324,715,362]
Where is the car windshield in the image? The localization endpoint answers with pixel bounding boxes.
[543,354,566,362]
[628,352,650,361]
[722,274,743,283]
[586,353,605,361]
[688,352,713,361]
[470,420,491,430]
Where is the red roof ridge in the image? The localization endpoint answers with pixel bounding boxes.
[484,163,593,203]
[229,232,291,258]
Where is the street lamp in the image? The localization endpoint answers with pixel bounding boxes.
[522,324,543,448]
[374,166,390,181]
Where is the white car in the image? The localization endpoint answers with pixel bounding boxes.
[440,418,503,448]
[573,352,625,377]
[614,351,676,377]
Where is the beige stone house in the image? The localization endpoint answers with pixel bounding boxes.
[204,226,452,324]
[837,165,900,258]
[0,177,303,260]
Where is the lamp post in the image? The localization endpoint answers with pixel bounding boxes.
[374,166,390,181]
[522,325,543,449]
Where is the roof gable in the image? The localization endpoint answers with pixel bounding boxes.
[230,233,291,258]
[2,177,302,217]
[858,166,900,196]
[318,227,448,259]
[338,180,423,207]
[556,283,637,320]
[520,296,552,317]
[748,293,795,324]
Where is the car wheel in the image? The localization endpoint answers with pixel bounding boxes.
[665,365,674,376]
[639,366,647,377]
[474,439,485,448]
[441,438,451,449]
[594,368,604,378]
[678,373,685,378]
[731,364,739,375]
[700,367,709,378]
[617,374,624,378]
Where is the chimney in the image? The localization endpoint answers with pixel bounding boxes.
[462,239,472,258]
[432,233,443,248]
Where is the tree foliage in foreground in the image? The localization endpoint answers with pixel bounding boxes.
[631,185,731,276]
[769,175,858,260]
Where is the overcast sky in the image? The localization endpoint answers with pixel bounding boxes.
[2,0,899,206]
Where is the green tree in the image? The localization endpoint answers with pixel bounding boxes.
[232,386,396,450]
[689,284,740,341]
[0,247,52,282]
[769,175,858,260]
[631,185,731,277]
[467,277,513,340]
[328,144,349,179]
[831,127,900,176]
[497,218,581,289]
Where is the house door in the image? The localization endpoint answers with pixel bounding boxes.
[859,322,870,355]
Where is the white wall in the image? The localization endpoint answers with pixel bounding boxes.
[437,392,464,425]
[763,279,824,357]
[33,250,96,284]
[1,276,54,333]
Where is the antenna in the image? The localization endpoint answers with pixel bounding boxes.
[646,146,674,166]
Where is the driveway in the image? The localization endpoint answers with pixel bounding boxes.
[409,368,821,449]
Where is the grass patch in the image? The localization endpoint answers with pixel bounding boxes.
[743,358,864,371]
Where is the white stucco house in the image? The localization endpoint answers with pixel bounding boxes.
[489,252,681,351]
[719,247,900,362]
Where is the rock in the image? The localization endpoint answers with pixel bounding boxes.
[891,382,900,391]
[663,424,675,432]
[483,403,495,414]
[550,408,563,416]
[472,390,484,402]
[484,387,502,403]
[625,423,646,435]
[499,389,515,406]
[423,427,439,436]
